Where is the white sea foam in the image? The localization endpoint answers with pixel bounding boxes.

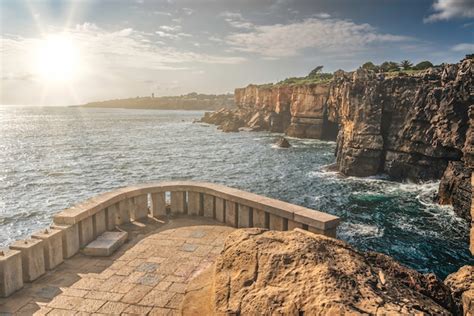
[340,222,384,238]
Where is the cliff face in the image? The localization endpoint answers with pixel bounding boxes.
[201,58,473,252]
[330,60,472,183]
[329,59,472,230]
[232,83,336,139]
[287,84,338,139]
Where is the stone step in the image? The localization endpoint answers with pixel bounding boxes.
[82,231,128,257]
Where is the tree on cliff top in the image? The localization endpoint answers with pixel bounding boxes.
[413,61,433,70]
[308,66,324,77]
[400,60,413,70]
[361,62,378,72]
[380,61,400,72]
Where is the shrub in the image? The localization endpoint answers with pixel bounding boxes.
[413,61,433,70]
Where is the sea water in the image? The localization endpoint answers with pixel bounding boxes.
[0,106,472,278]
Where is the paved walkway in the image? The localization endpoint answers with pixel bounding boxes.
[0,217,235,315]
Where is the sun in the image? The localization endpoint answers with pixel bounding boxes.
[36,34,81,82]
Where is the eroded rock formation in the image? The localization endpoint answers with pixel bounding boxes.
[330,59,472,183]
[445,265,474,315]
[181,228,455,315]
[201,57,473,250]
[328,58,473,247]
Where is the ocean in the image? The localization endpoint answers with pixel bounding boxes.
[0,106,472,278]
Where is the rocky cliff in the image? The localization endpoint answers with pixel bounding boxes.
[181,228,462,315]
[328,58,473,253]
[201,57,473,252]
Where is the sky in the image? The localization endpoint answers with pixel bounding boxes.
[1,0,473,106]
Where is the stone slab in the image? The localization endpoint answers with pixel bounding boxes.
[0,248,23,297]
[82,231,128,257]
[32,228,64,270]
[10,238,45,282]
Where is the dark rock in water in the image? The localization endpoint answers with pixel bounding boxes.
[444,265,474,316]
[275,137,291,148]
[181,229,453,315]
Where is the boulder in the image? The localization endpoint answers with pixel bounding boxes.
[445,265,474,315]
[181,229,453,315]
[275,137,291,148]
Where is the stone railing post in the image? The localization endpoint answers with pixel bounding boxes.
[151,192,166,217]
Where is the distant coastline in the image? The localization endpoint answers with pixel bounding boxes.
[79,92,234,111]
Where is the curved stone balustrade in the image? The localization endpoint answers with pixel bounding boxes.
[0,181,340,297]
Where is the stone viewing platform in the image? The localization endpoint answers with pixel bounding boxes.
[0,181,340,314]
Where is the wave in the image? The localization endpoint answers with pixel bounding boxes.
[339,222,384,239]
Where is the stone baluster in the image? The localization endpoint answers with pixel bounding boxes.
[151,192,166,218]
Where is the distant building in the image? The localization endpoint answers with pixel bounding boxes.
[152,93,155,98]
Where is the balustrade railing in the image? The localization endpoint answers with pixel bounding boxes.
[0,181,340,297]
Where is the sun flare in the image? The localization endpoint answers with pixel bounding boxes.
[36,34,81,82]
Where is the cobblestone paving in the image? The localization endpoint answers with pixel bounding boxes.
[0,217,234,315]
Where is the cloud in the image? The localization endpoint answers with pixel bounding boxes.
[155,24,191,40]
[155,31,191,39]
[160,25,181,32]
[154,11,172,16]
[424,0,474,22]
[225,17,413,58]
[313,13,331,18]
[182,8,193,15]
[220,12,254,29]
[452,43,474,51]
[0,23,246,83]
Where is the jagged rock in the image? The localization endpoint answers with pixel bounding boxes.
[445,265,474,315]
[329,59,472,182]
[200,59,473,242]
[182,229,453,315]
[275,137,290,148]
[221,120,242,133]
[439,161,472,221]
